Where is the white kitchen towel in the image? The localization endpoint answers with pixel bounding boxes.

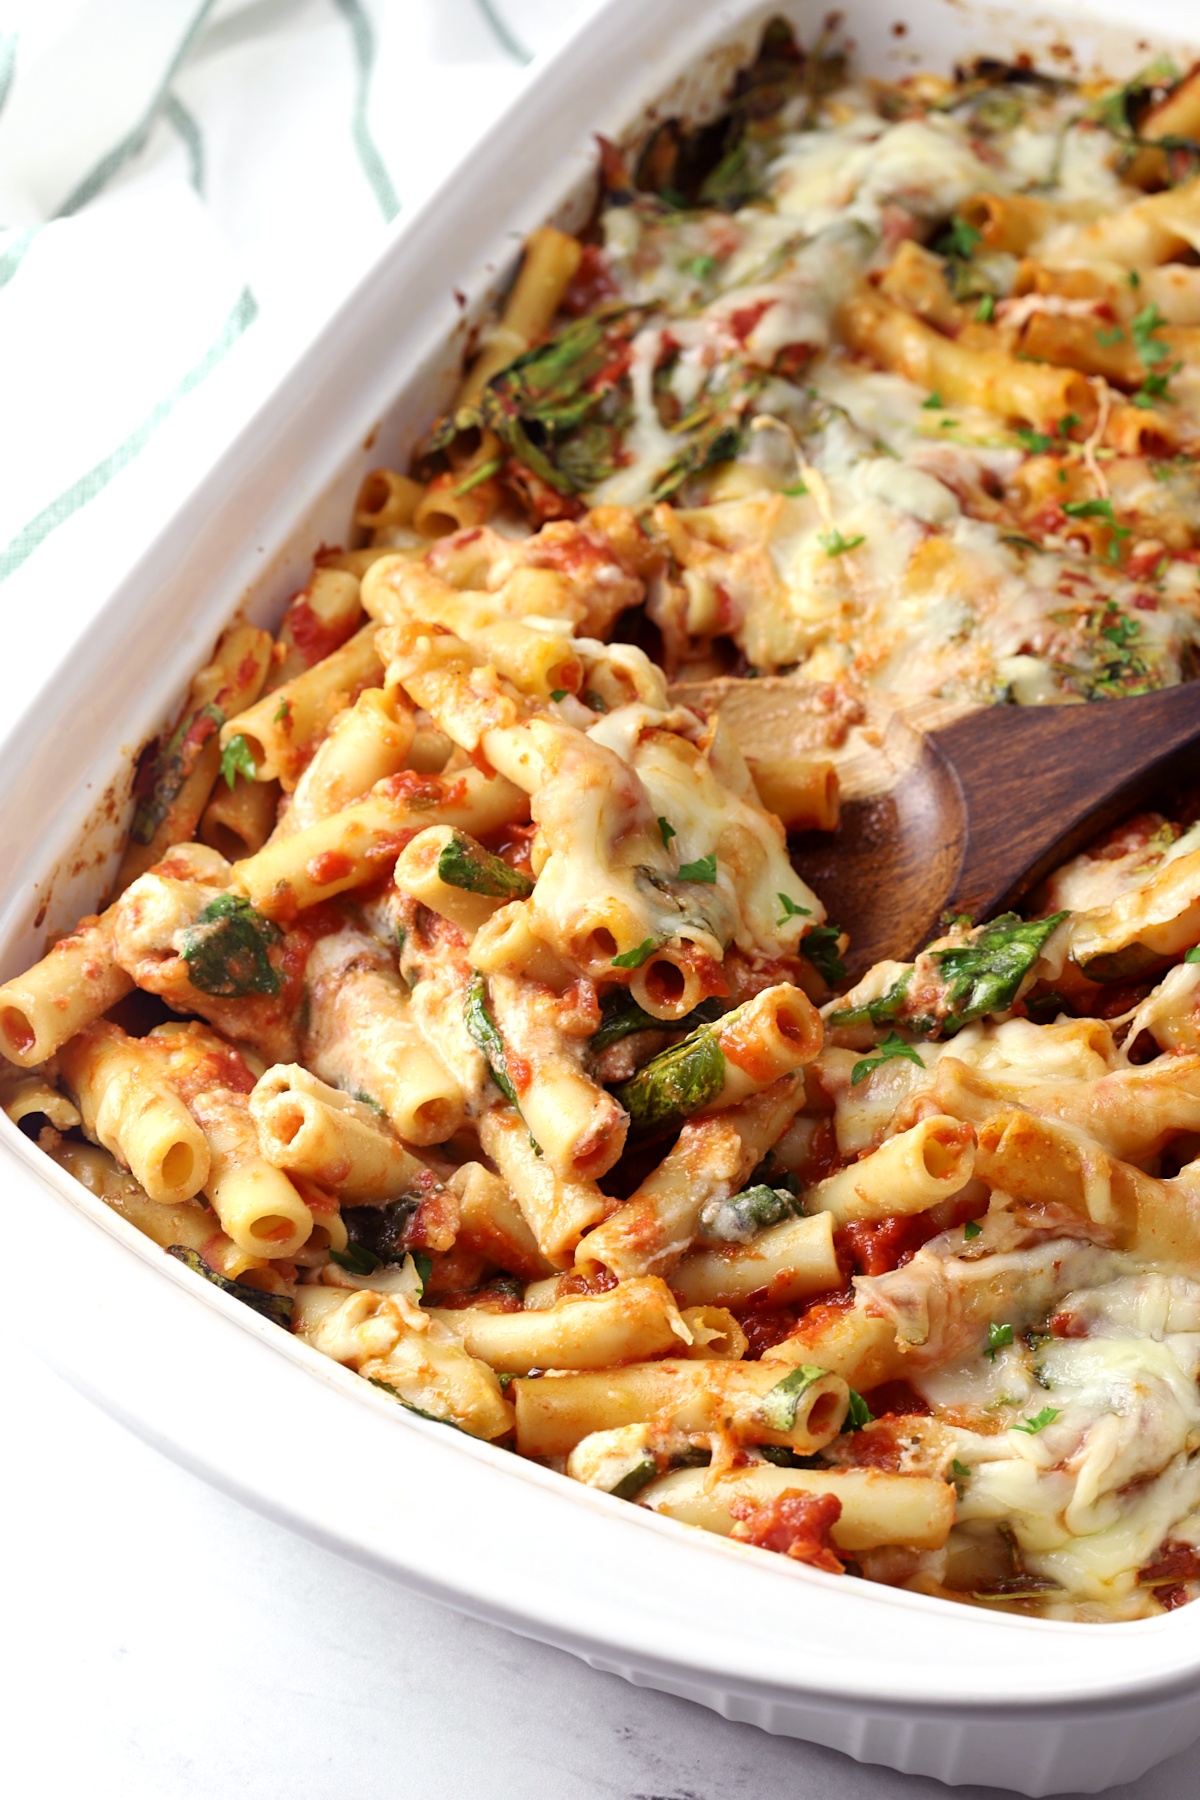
[0,0,601,701]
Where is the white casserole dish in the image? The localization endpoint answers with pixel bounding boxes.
[6,2,1200,1791]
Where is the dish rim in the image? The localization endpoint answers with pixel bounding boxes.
[7,0,1200,1733]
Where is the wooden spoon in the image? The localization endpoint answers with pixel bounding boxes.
[673,677,1200,982]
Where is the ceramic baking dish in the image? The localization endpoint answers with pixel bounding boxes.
[6,1,1200,1790]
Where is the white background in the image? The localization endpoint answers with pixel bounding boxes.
[8,1332,1200,1800]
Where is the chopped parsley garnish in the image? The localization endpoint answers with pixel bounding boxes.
[1131,302,1170,367]
[783,479,809,496]
[658,816,677,849]
[935,216,982,260]
[612,936,661,969]
[273,698,291,725]
[1095,325,1125,347]
[776,892,812,926]
[1016,427,1054,454]
[818,528,865,556]
[682,253,718,280]
[1128,270,1141,288]
[1101,611,1139,648]
[1185,946,1200,964]
[1014,1406,1060,1435]
[1058,412,1081,437]
[850,1031,924,1086]
[975,294,995,322]
[677,852,718,884]
[963,1218,983,1240]
[950,1458,971,1480]
[219,732,257,789]
[922,390,945,409]
[549,688,568,703]
[1062,497,1131,563]
[1062,497,1116,520]
[1133,361,1183,408]
[803,922,845,985]
[986,1321,1014,1360]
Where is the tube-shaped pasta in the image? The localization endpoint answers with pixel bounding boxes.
[679,1305,748,1359]
[269,569,364,690]
[1106,400,1183,454]
[1123,67,1200,188]
[974,1109,1200,1275]
[614,986,821,1137]
[670,1212,840,1308]
[293,1286,513,1440]
[363,558,584,700]
[1018,312,1200,388]
[628,946,710,1022]
[479,1106,615,1268]
[200,773,280,862]
[393,825,531,936]
[249,1064,429,1201]
[131,1018,315,1257]
[221,623,384,790]
[0,1071,81,1132]
[45,1137,267,1282]
[746,755,839,832]
[577,1075,804,1279]
[0,909,133,1066]
[958,190,1062,253]
[1066,847,1200,981]
[458,227,583,405]
[934,1053,1200,1164]
[354,468,425,538]
[118,624,274,887]
[412,468,504,539]
[448,1161,555,1281]
[431,1277,690,1374]
[485,970,628,1181]
[185,1079,314,1258]
[58,1021,210,1204]
[761,1301,908,1391]
[1042,174,1200,267]
[315,547,399,580]
[638,1464,955,1552]
[877,238,964,330]
[468,900,576,986]
[233,766,527,917]
[804,1117,975,1224]
[837,288,1097,431]
[303,926,466,1147]
[1010,258,1200,330]
[282,687,415,832]
[512,1355,849,1458]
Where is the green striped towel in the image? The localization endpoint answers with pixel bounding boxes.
[0,0,600,685]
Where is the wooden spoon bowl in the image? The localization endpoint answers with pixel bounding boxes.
[675,677,1200,981]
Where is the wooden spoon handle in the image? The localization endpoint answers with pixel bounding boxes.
[933,680,1200,923]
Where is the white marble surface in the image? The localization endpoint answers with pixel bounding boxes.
[5,1331,1200,1800]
